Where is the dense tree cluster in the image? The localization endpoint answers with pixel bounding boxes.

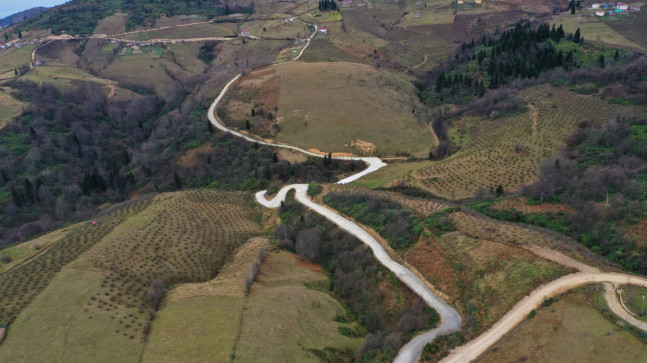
[428,21,581,104]
[276,195,439,361]
[318,0,338,11]
[0,79,362,247]
[323,191,422,250]
[20,0,254,35]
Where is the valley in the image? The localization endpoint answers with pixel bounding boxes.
[1,0,647,362]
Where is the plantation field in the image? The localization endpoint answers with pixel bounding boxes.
[93,13,128,35]
[23,66,119,92]
[605,8,647,50]
[165,42,207,73]
[552,15,646,51]
[121,23,237,41]
[143,237,269,363]
[0,196,154,326]
[0,45,35,74]
[327,184,452,216]
[406,230,571,334]
[299,35,370,64]
[478,287,647,363]
[235,251,362,362]
[0,226,74,273]
[0,191,262,362]
[242,19,311,39]
[407,85,621,199]
[0,88,24,128]
[100,54,189,96]
[221,61,433,156]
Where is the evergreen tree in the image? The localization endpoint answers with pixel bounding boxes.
[599,53,605,68]
[173,172,182,190]
[573,28,581,43]
[614,49,619,61]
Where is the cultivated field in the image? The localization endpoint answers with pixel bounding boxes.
[121,23,237,41]
[99,54,189,96]
[220,61,433,156]
[0,45,35,74]
[605,8,647,50]
[142,237,269,363]
[478,287,647,362]
[93,13,128,35]
[406,85,621,199]
[242,19,311,39]
[0,190,262,362]
[235,251,362,362]
[0,88,24,128]
[24,66,115,89]
[552,14,646,51]
[165,42,208,73]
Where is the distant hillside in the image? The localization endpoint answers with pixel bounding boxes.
[18,0,254,36]
[0,7,48,27]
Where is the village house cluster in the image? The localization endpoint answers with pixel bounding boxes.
[0,39,40,49]
[592,2,641,16]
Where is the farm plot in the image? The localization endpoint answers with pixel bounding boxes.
[604,8,647,50]
[553,14,646,51]
[0,88,24,128]
[241,19,311,39]
[478,287,647,363]
[452,10,525,43]
[235,251,363,362]
[33,41,80,66]
[0,190,262,362]
[93,13,128,35]
[142,237,270,363]
[100,54,190,96]
[0,44,36,74]
[121,22,237,41]
[220,61,433,157]
[327,184,452,216]
[23,66,118,90]
[295,36,368,63]
[0,196,154,326]
[407,85,620,199]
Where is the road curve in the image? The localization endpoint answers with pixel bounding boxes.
[441,272,647,362]
[206,23,461,363]
[603,282,647,332]
[256,185,462,363]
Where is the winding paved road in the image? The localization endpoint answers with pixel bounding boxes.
[205,21,647,363]
[206,23,462,363]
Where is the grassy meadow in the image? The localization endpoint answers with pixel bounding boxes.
[477,287,647,363]
[0,45,35,74]
[221,61,434,157]
[121,23,237,41]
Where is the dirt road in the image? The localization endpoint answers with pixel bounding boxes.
[441,272,647,362]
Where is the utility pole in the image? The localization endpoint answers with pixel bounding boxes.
[642,295,645,316]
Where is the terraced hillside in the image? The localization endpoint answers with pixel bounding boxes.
[406,85,621,199]
[0,190,262,362]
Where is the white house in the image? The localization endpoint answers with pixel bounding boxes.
[241,30,251,36]
[595,10,605,16]
[592,3,601,8]
[318,27,328,34]
[617,2,628,11]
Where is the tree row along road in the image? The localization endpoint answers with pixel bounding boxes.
[205,21,647,363]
